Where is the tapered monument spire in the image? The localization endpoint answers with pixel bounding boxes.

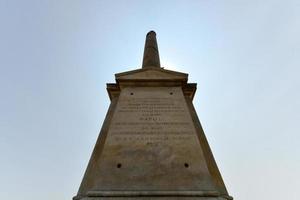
[142,30,161,68]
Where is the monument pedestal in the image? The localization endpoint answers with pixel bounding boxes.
[73,32,232,200]
[79,197,230,200]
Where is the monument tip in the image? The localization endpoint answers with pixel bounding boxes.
[147,30,156,36]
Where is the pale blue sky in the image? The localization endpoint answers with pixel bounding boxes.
[0,0,299,199]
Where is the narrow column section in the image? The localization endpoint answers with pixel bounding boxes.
[142,31,161,68]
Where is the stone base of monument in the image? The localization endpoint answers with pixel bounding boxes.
[73,190,233,200]
[75,197,232,200]
[77,198,231,200]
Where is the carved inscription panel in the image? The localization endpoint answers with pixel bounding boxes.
[96,87,215,191]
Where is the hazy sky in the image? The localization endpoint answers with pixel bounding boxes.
[0,0,299,199]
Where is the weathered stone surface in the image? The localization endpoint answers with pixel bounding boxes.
[73,31,232,200]
[81,87,215,191]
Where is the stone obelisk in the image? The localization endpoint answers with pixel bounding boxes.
[73,31,233,200]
